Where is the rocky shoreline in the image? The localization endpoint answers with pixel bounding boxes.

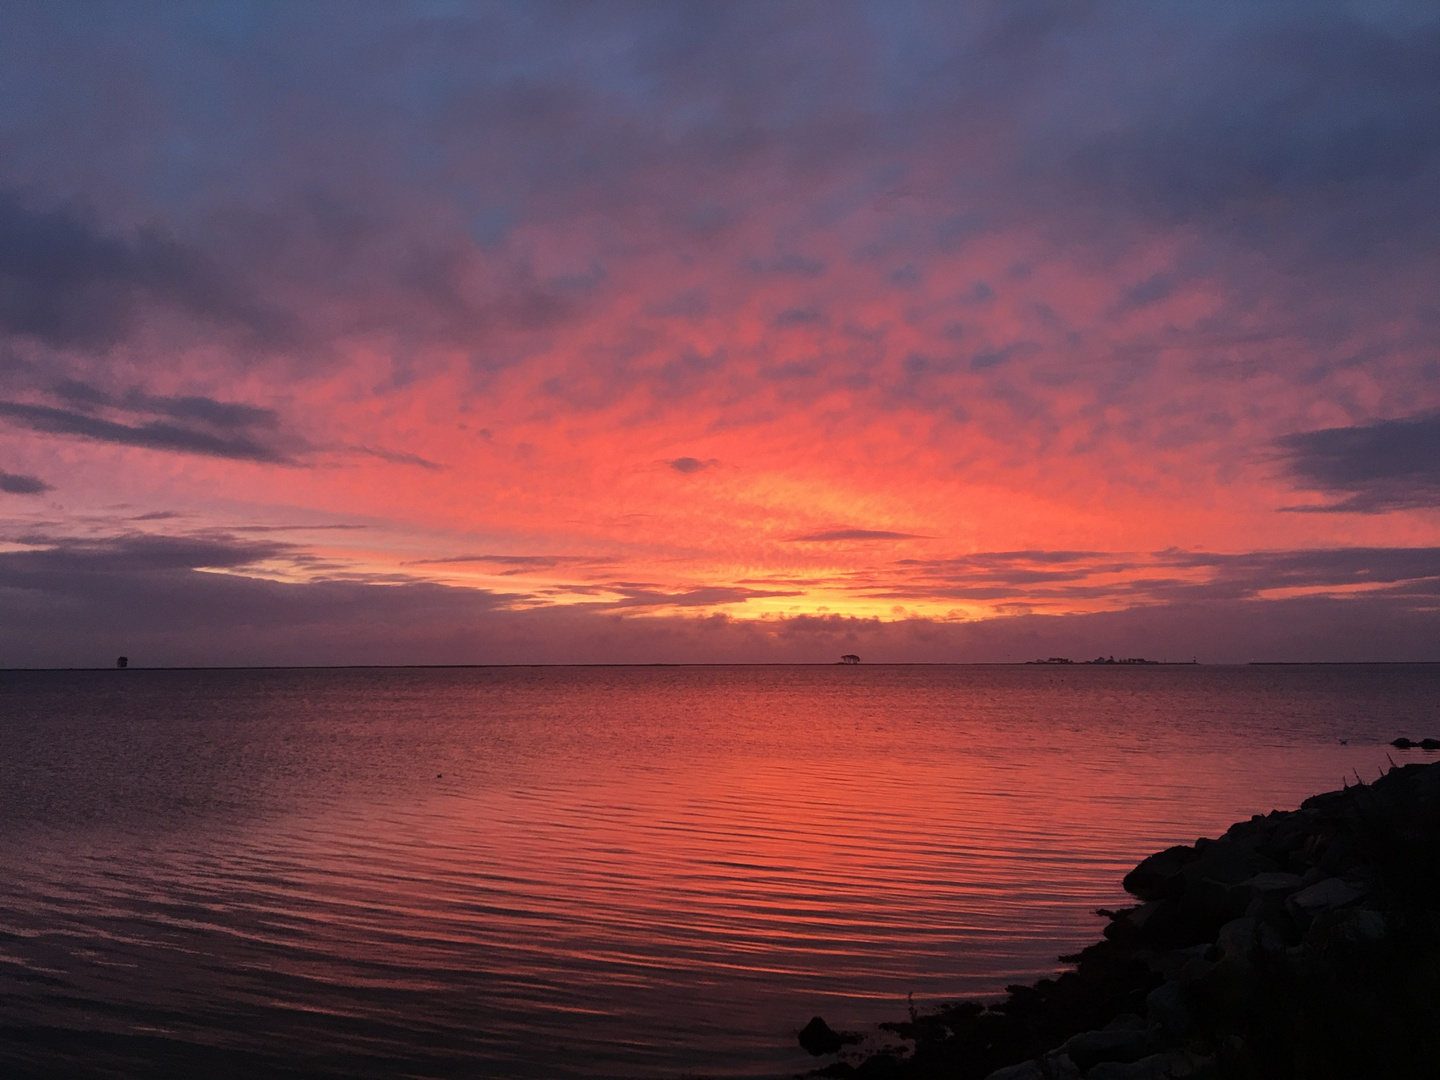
[799,760,1440,1080]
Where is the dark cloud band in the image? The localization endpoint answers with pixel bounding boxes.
[1276,412,1440,512]
[0,468,50,494]
[0,400,294,463]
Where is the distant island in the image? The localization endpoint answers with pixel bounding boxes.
[839,654,861,665]
[1026,656,1177,665]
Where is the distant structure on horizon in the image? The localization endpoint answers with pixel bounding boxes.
[115,656,128,669]
[1026,656,1174,665]
[839,654,861,664]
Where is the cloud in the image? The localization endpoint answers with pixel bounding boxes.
[667,456,717,474]
[3,544,1439,667]
[130,392,279,431]
[0,469,49,494]
[1276,412,1440,512]
[0,399,295,463]
[791,529,928,541]
[747,254,826,277]
[1171,547,1440,594]
[1049,6,1440,262]
[871,547,1440,607]
[355,445,446,470]
[597,584,801,609]
[0,190,288,351]
[404,553,612,572]
[771,307,825,329]
[0,532,291,577]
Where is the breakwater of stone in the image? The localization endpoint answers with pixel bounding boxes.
[801,760,1440,1080]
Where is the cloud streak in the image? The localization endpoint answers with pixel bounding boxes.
[0,190,290,350]
[792,529,930,542]
[1276,412,1440,512]
[0,469,49,494]
[3,541,1437,668]
[0,400,295,463]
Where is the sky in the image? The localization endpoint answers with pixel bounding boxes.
[2,0,1439,666]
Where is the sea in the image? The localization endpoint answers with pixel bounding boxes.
[1,664,1436,1079]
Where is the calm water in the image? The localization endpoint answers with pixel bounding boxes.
[1,664,1437,1078]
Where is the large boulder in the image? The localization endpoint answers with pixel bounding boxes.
[798,1015,845,1056]
[1122,845,1199,901]
[1288,876,1366,917]
[1088,1049,1214,1079]
[1060,1014,1155,1071]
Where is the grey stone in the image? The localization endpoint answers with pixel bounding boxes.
[984,1060,1045,1080]
[1127,900,1163,930]
[1088,1050,1214,1079]
[1177,953,1217,982]
[1215,917,1256,960]
[1040,1049,1083,1079]
[1290,876,1365,914]
[1146,980,1193,1037]
[1215,916,1285,960]
[1182,841,1274,887]
[1333,908,1387,943]
[1151,945,1208,979]
[1061,1020,1155,1070]
[1240,871,1305,893]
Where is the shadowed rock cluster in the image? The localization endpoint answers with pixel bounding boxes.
[802,761,1440,1080]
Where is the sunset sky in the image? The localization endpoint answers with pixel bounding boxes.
[2,1,1439,665]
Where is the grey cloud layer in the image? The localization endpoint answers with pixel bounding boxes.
[792,529,928,542]
[3,531,1437,667]
[0,193,289,350]
[1277,412,1440,511]
[0,468,49,494]
[3,535,1437,667]
[0,4,1434,334]
[876,547,1440,605]
[0,400,294,463]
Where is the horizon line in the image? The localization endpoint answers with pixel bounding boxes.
[6,660,1440,672]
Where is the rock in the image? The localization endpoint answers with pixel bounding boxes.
[1183,839,1276,887]
[1177,953,1217,983]
[983,1060,1045,1080]
[1125,900,1163,930]
[1422,738,1440,751]
[855,1052,904,1078]
[1145,980,1193,1037]
[1289,876,1365,915]
[1039,1049,1083,1079]
[1238,871,1304,894]
[1215,917,1255,960]
[1123,844,1199,901]
[1243,889,1301,944]
[1332,908,1387,944]
[1088,1049,1214,1079]
[798,1015,844,1056]
[983,1056,1082,1080]
[1150,944,1209,980]
[1061,1014,1155,1071]
[1224,870,1303,916]
[1392,738,1415,748]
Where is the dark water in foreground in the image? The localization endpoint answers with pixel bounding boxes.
[1,664,1437,1078]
